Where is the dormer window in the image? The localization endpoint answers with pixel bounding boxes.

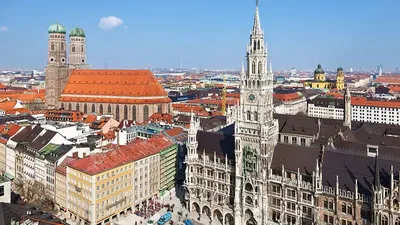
[367,144,379,157]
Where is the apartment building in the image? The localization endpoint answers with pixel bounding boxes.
[64,134,176,225]
[307,96,344,120]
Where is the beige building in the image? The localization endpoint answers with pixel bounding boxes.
[55,157,75,212]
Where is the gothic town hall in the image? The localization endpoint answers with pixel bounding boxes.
[184,1,400,225]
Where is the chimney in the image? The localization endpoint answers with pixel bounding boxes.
[72,152,78,159]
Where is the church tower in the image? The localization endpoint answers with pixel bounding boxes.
[336,67,345,90]
[68,25,89,69]
[234,1,279,224]
[343,87,352,128]
[45,21,69,109]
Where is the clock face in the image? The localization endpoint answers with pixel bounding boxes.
[248,93,256,101]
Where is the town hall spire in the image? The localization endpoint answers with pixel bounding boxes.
[253,0,262,34]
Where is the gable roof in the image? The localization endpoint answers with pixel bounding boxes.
[60,70,171,104]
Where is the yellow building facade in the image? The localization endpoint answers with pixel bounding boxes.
[304,64,345,90]
[66,161,134,225]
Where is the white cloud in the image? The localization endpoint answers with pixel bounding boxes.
[0,26,8,32]
[98,16,123,31]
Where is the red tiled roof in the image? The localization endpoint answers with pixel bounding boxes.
[352,97,400,109]
[375,76,400,84]
[273,92,302,102]
[56,157,76,176]
[2,124,22,137]
[0,101,17,110]
[187,99,238,106]
[60,70,171,104]
[148,113,173,124]
[45,110,84,122]
[165,127,184,137]
[67,134,175,175]
[5,108,31,115]
[82,114,97,123]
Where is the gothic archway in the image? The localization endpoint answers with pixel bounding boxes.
[143,105,149,121]
[192,202,200,215]
[68,103,72,111]
[213,209,223,224]
[83,103,87,113]
[91,104,96,113]
[115,105,120,121]
[245,209,256,225]
[99,104,103,115]
[107,104,112,114]
[202,205,211,219]
[245,196,253,206]
[132,106,137,121]
[124,105,128,120]
[76,103,80,111]
[224,213,234,225]
[245,183,253,192]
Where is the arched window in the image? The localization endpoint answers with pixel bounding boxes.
[341,203,346,213]
[258,40,261,50]
[253,40,257,51]
[83,103,87,113]
[60,103,64,109]
[76,103,80,111]
[254,112,258,121]
[115,105,120,121]
[132,106,137,121]
[157,104,162,113]
[124,105,128,120]
[247,111,251,120]
[91,104,96,112]
[51,43,55,51]
[99,104,103,115]
[252,61,256,74]
[72,45,75,53]
[61,43,64,51]
[68,103,72,111]
[143,105,149,121]
[258,61,263,74]
[245,183,253,192]
[245,196,253,205]
[107,104,112,113]
[382,215,388,225]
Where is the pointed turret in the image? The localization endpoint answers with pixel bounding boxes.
[269,61,273,73]
[343,87,352,128]
[241,61,245,74]
[252,0,262,34]
[374,154,380,190]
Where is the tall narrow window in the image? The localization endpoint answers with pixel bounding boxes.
[61,43,65,51]
[72,45,75,53]
[124,105,128,120]
[143,105,149,121]
[76,103,80,111]
[115,105,120,121]
[99,104,103,115]
[81,45,84,53]
[157,105,162,113]
[252,61,256,75]
[91,104,96,112]
[258,61,263,74]
[253,40,257,51]
[60,103,64,109]
[51,43,55,51]
[258,40,261,50]
[254,112,258,121]
[132,106,137,121]
[247,111,251,120]
[68,103,72,111]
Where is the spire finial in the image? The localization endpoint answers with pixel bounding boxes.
[252,0,262,33]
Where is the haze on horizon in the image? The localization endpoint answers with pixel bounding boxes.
[0,0,399,71]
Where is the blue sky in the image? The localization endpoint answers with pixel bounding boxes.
[0,0,399,71]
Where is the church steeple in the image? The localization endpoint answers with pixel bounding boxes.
[252,0,262,34]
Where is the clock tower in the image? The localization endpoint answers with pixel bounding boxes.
[233,0,279,224]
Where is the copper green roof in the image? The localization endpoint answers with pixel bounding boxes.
[337,67,344,71]
[70,26,85,37]
[314,64,325,74]
[48,21,66,34]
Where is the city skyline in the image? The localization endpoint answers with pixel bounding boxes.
[0,0,399,70]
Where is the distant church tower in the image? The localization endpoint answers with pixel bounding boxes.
[234,0,279,224]
[45,21,69,109]
[343,87,352,128]
[68,25,89,69]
